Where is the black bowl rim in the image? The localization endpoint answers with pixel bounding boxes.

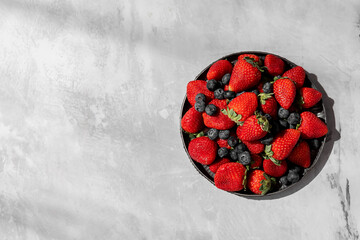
[180,51,328,199]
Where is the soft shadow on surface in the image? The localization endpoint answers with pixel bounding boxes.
[243,73,340,200]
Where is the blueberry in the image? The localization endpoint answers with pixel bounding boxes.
[206,79,220,92]
[195,93,206,103]
[194,101,205,112]
[289,124,296,129]
[287,112,300,125]
[205,104,217,116]
[238,151,251,165]
[227,136,238,147]
[219,130,230,139]
[236,91,245,97]
[260,133,274,145]
[222,73,231,85]
[214,88,225,99]
[262,82,273,93]
[224,91,235,99]
[218,147,229,158]
[279,119,289,128]
[234,143,246,153]
[279,184,288,190]
[309,139,320,150]
[289,166,301,173]
[229,149,238,161]
[207,128,219,140]
[278,107,290,119]
[251,89,260,95]
[279,176,289,186]
[287,171,300,183]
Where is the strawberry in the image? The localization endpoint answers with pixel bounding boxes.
[238,54,260,63]
[273,78,296,110]
[247,170,273,195]
[265,129,300,162]
[237,114,270,141]
[282,66,306,89]
[209,158,231,174]
[288,141,311,168]
[299,87,322,108]
[264,54,285,76]
[242,139,265,154]
[263,158,287,177]
[188,136,217,165]
[258,93,278,119]
[297,111,328,139]
[224,85,230,91]
[187,80,214,106]
[221,92,258,124]
[203,99,236,130]
[207,59,233,81]
[181,107,204,134]
[229,57,262,93]
[250,154,263,169]
[214,162,246,191]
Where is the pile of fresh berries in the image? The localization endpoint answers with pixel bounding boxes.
[181,52,328,195]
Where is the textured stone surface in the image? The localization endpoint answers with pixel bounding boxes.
[0,0,359,239]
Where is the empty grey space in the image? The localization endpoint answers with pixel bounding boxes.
[0,0,359,239]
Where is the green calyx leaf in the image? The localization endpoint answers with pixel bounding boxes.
[255,111,271,132]
[258,92,274,105]
[268,156,282,166]
[296,117,302,130]
[242,165,250,190]
[221,107,244,126]
[263,145,281,166]
[259,173,272,195]
[188,131,204,140]
[243,57,265,73]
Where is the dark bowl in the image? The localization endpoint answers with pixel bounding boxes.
[180,51,329,199]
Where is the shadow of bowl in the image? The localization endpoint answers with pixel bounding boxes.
[180,51,340,199]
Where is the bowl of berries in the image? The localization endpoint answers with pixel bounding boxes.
[180,51,329,198]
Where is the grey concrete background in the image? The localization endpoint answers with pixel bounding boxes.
[0,0,359,239]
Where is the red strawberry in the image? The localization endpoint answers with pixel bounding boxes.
[297,111,328,139]
[263,159,287,177]
[282,66,305,89]
[242,139,265,154]
[238,54,260,63]
[207,60,233,81]
[203,99,235,130]
[273,78,296,110]
[258,93,278,119]
[181,107,204,134]
[224,85,230,91]
[247,170,273,195]
[188,136,217,165]
[250,154,263,169]
[229,58,262,93]
[209,158,231,174]
[299,87,322,108]
[187,80,214,106]
[288,141,311,168]
[221,92,258,124]
[237,114,270,141]
[266,129,301,161]
[264,54,285,76]
[214,162,246,191]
